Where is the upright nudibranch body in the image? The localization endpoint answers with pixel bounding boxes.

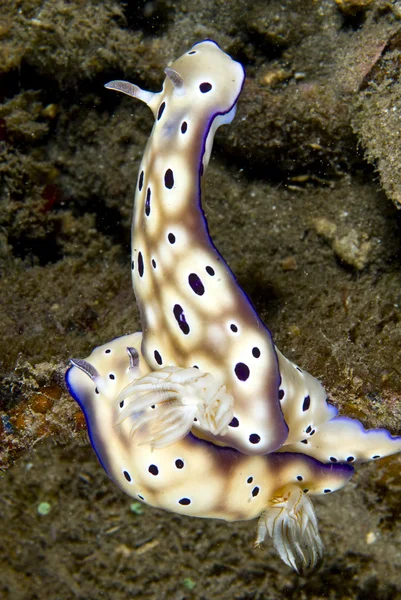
[106,40,290,455]
[104,39,401,461]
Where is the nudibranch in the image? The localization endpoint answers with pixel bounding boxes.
[66,333,401,571]
[103,40,401,462]
[66,40,401,572]
[105,40,289,455]
[66,334,355,573]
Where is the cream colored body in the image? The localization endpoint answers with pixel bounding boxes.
[66,332,401,572]
[108,41,382,461]
[105,40,397,462]
[67,41,401,573]
[67,334,352,523]
[124,41,288,455]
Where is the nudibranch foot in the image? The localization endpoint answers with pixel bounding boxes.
[115,366,234,449]
[255,485,323,574]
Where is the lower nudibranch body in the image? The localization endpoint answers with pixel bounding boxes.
[67,333,401,573]
[67,333,355,573]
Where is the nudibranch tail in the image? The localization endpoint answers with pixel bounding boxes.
[115,366,234,448]
[276,349,335,447]
[255,485,323,574]
[273,349,401,465]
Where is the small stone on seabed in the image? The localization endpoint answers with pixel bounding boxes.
[313,217,372,270]
[281,256,297,271]
[288,324,301,337]
[130,502,144,514]
[37,502,51,516]
[260,69,292,87]
[366,531,377,545]
[183,578,197,590]
[115,544,132,558]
